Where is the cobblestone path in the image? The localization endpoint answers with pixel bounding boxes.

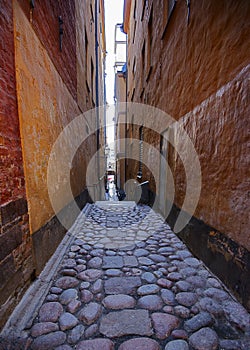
[1,202,250,350]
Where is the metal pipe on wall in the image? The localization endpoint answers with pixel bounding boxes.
[95,0,101,199]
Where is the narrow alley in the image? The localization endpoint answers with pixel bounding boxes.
[1,1,250,349]
[1,202,250,349]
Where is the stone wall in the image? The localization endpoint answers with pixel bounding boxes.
[124,0,250,309]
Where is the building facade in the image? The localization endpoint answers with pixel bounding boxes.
[0,0,106,329]
[114,23,127,191]
[114,70,127,191]
[123,0,250,309]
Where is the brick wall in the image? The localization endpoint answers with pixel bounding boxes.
[0,1,25,203]
[0,0,35,329]
[17,0,77,100]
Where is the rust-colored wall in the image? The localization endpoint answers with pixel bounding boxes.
[14,0,81,233]
[125,0,250,307]
[0,1,25,204]
[126,0,250,248]
[0,0,35,330]
[13,0,105,235]
[127,0,250,119]
[17,0,77,100]
[0,0,106,330]
[115,73,127,189]
[173,71,249,249]
[12,0,106,273]
[76,0,97,111]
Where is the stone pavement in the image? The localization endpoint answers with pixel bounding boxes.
[1,202,250,350]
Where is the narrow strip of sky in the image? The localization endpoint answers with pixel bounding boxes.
[104,0,124,105]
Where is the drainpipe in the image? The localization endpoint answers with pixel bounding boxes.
[125,34,128,186]
[104,54,108,191]
[95,0,101,199]
[120,27,128,187]
[122,1,130,187]
[103,61,107,187]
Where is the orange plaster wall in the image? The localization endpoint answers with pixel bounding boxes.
[13,1,94,234]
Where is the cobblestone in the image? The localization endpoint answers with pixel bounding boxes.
[2,203,249,350]
[118,337,160,350]
[31,322,59,337]
[151,312,180,339]
[67,325,85,344]
[59,289,78,305]
[55,277,79,289]
[161,289,176,305]
[31,331,66,350]
[76,339,114,350]
[165,340,189,350]
[66,299,81,313]
[189,327,219,350]
[102,294,135,309]
[59,313,78,331]
[78,302,102,325]
[138,257,155,265]
[184,312,214,332]
[78,269,103,282]
[39,302,63,323]
[88,257,103,268]
[137,284,160,295]
[103,256,123,269]
[175,292,198,307]
[141,271,157,283]
[100,309,153,337]
[138,295,164,310]
[104,276,141,294]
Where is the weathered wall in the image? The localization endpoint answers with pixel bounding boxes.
[13,0,106,273]
[0,1,25,205]
[115,73,127,189]
[14,0,89,234]
[75,0,106,193]
[0,0,106,330]
[0,1,35,329]
[76,0,100,111]
[17,0,77,100]
[125,0,250,308]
